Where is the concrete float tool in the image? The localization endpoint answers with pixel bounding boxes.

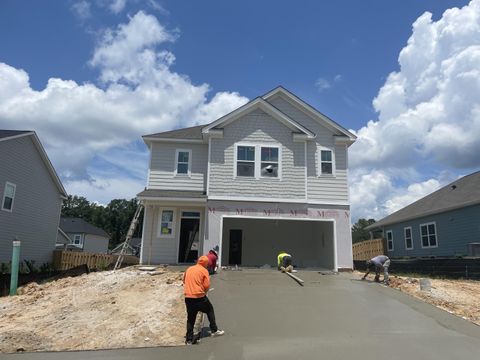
[285,272,305,286]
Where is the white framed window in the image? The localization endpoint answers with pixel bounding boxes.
[420,222,438,248]
[175,149,192,176]
[158,209,176,238]
[404,227,413,250]
[260,146,279,178]
[235,143,281,179]
[386,230,394,251]
[1,182,16,212]
[73,234,83,247]
[318,147,335,176]
[236,145,255,177]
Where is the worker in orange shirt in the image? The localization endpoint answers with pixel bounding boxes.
[183,255,224,344]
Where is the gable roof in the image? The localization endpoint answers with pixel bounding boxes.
[0,130,33,140]
[366,171,480,229]
[0,130,67,198]
[60,217,109,238]
[201,97,316,138]
[262,86,357,142]
[143,125,204,142]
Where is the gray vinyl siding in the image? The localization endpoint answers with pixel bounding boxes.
[267,95,349,203]
[148,142,208,192]
[0,136,63,265]
[83,234,109,254]
[384,204,480,258]
[208,108,306,199]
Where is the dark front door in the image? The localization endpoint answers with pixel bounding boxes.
[229,229,242,265]
[178,218,200,263]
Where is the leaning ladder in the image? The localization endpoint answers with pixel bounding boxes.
[114,202,144,271]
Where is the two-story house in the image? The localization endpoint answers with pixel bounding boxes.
[0,130,67,266]
[137,87,356,271]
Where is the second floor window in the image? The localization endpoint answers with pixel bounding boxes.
[175,150,191,175]
[320,150,333,175]
[2,182,16,212]
[261,147,279,177]
[237,146,255,177]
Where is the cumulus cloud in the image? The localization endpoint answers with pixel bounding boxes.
[349,0,480,220]
[71,1,92,20]
[0,11,248,201]
[351,0,480,170]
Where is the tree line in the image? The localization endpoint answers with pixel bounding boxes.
[61,195,143,249]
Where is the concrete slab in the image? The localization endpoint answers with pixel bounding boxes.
[3,270,480,359]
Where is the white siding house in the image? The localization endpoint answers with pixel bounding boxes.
[0,130,67,266]
[138,87,356,270]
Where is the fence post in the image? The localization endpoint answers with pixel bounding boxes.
[10,240,21,296]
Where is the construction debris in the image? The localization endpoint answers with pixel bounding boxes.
[0,267,186,353]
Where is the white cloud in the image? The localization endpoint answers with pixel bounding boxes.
[315,78,331,91]
[349,169,443,221]
[0,11,248,201]
[351,0,480,170]
[349,0,480,220]
[71,1,91,20]
[109,0,127,14]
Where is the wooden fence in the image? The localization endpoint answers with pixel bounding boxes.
[53,250,139,271]
[352,238,385,261]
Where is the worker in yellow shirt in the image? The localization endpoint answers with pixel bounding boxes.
[277,252,293,273]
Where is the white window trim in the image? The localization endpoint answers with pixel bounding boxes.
[420,221,438,249]
[386,230,394,251]
[234,142,282,179]
[1,182,16,212]
[174,149,192,177]
[318,146,336,177]
[73,234,83,248]
[158,208,176,238]
[404,227,413,250]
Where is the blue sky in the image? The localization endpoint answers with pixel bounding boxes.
[1,0,479,220]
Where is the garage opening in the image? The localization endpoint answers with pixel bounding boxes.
[221,218,335,270]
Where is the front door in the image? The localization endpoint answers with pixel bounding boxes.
[229,229,242,265]
[178,218,200,263]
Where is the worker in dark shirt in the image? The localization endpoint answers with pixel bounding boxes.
[362,255,390,284]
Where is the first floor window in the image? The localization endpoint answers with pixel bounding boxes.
[2,182,16,211]
[159,210,175,237]
[386,230,394,251]
[404,227,413,250]
[237,145,255,177]
[320,149,333,175]
[73,234,82,247]
[176,150,191,175]
[260,146,279,177]
[420,222,437,248]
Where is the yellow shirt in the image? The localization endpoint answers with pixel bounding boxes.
[277,252,291,267]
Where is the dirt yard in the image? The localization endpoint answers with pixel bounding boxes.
[354,271,480,325]
[0,267,187,353]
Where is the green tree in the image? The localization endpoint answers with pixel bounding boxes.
[351,218,377,243]
[61,196,143,250]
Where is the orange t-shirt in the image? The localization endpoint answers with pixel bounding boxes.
[183,258,210,298]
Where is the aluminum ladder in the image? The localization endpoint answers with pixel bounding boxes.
[113,202,144,271]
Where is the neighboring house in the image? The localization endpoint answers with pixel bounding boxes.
[110,237,141,256]
[366,171,480,258]
[0,130,67,265]
[59,217,110,254]
[137,87,357,270]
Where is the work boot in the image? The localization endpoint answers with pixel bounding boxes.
[286,265,293,273]
[280,266,286,273]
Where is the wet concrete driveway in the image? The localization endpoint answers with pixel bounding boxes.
[4,270,480,359]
